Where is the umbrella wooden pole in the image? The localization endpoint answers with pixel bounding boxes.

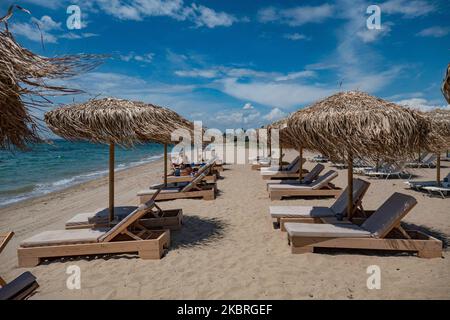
[347,152,353,220]
[299,146,303,181]
[164,143,168,187]
[268,135,272,157]
[109,142,115,223]
[279,145,283,170]
[436,153,441,187]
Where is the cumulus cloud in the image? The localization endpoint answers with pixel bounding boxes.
[356,22,393,43]
[258,4,334,26]
[381,0,436,18]
[242,103,254,110]
[263,108,286,121]
[283,33,309,41]
[93,0,237,28]
[396,98,450,111]
[416,26,450,38]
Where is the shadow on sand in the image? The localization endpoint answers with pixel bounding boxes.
[39,215,228,266]
[171,215,228,250]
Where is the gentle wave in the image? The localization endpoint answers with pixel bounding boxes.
[0,153,163,208]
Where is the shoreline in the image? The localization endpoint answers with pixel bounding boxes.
[0,156,164,211]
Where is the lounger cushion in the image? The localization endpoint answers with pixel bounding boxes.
[21,229,106,248]
[270,206,334,218]
[284,223,371,238]
[137,188,180,196]
[269,184,312,190]
[330,179,370,216]
[268,170,337,191]
[360,192,416,238]
[301,164,325,184]
[423,186,450,192]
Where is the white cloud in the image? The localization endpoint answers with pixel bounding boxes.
[416,26,450,38]
[215,110,261,126]
[258,4,334,26]
[33,15,61,31]
[22,0,63,9]
[119,52,155,64]
[190,4,237,28]
[356,23,393,43]
[11,21,58,43]
[396,98,450,112]
[381,0,436,18]
[263,108,286,121]
[220,78,336,109]
[10,14,98,43]
[242,103,254,110]
[175,69,219,78]
[60,32,99,40]
[283,33,309,41]
[93,0,237,28]
[275,71,316,82]
[175,65,315,82]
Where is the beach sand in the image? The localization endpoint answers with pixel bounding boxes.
[0,150,449,299]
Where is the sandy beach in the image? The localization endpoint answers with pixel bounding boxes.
[0,150,449,299]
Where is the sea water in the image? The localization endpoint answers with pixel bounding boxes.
[0,140,164,207]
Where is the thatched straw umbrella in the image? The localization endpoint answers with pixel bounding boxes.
[45,98,193,222]
[0,6,104,150]
[268,117,310,179]
[442,64,450,104]
[427,109,450,186]
[288,91,434,219]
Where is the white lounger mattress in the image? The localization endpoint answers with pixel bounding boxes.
[269,206,334,218]
[284,222,371,238]
[137,188,181,196]
[21,229,107,248]
[268,184,313,190]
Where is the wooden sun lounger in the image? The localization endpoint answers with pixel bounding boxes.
[406,154,437,168]
[405,173,450,190]
[1,232,40,300]
[423,185,450,199]
[17,199,171,267]
[65,189,183,230]
[1,232,15,286]
[250,157,272,170]
[261,157,307,180]
[284,192,442,258]
[269,170,341,200]
[138,172,217,203]
[270,178,370,231]
[265,164,325,190]
[166,161,217,184]
[0,272,39,300]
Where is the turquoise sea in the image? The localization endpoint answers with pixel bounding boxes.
[0,140,164,207]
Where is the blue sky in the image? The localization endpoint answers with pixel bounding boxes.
[2,0,450,130]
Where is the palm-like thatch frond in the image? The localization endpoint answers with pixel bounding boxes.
[442,64,450,104]
[427,108,450,150]
[44,98,193,147]
[266,118,297,149]
[287,91,434,161]
[0,6,105,151]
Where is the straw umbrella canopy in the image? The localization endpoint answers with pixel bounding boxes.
[45,97,193,222]
[288,91,434,219]
[442,64,450,104]
[0,6,104,151]
[267,117,307,178]
[427,109,450,185]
